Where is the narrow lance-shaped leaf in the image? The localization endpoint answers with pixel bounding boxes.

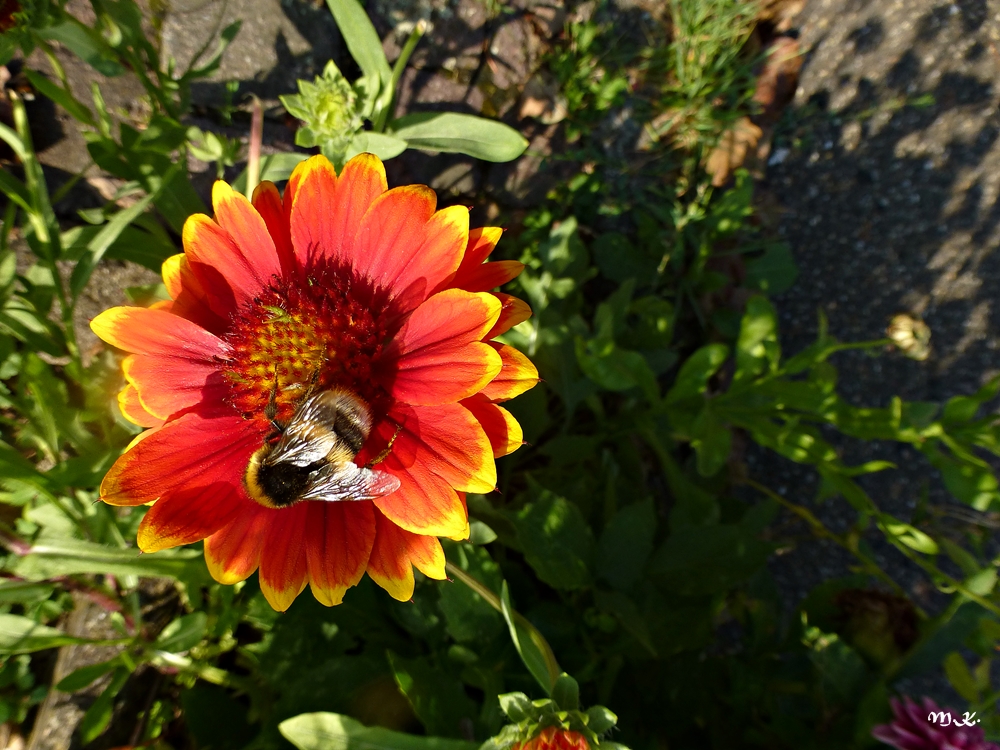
[280,712,479,750]
[325,0,392,89]
[390,112,529,162]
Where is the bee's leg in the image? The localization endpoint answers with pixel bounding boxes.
[299,361,325,400]
[369,422,403,466]
[265,369,281,431]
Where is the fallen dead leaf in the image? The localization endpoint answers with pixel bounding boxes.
[706,116,762,187]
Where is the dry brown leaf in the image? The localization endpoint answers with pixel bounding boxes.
[706,117,762,187]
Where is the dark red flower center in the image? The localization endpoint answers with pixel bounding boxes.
[221,262,393,425]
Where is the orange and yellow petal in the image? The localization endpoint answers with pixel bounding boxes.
[366,509,447,602]
[183,213,273,314]
[305,501,375,606]
[385,402,497,494]
[381,289,502,406]
[288,153,388,269]
[251,181,296,278]
[462,393,524,458]
[101,411,262,505]
[91,306,228,360]
[349,185,463,309]
[122,353,229,421]
[457,226,503,271]
[117,383,163,428]
[212,181,283,284]
[480,343,540,402]
[366,418,469,539]
[160,254,227,333]
[487,293,532,339]
[136,483,246,553]
[205,508,271,584]
[258,504,310,611]
[454,260,525,294]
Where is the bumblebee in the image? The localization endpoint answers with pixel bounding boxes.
[244,387,400,509]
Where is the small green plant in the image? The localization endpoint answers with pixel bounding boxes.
[278,0,528,170]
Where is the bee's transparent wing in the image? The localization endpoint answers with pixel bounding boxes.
[301,462,401,503]
[267,395,343,466]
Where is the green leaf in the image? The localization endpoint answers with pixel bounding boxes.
[942,376,1000,425]
[438,544,504,644]
[943,652,980,703]
[648,523,772,596]
[0,580,55,604]
[596,498,656,591]
[346,132,408,162]
[69,188,159,299]
[0,614,93,654]
[40,20,125,77]
[585,706,618,734]
[690,407,731,477]
[664,343,729,403]
[153,613,207,653]
[594,590,658,657]
[56,658,120,692]
[575,338,659,402]
[551,673,579,711]
[390,112,529,162]
[22,69,95,126]
[880,519,939,555]
[232,152,311,194]
[498,692,531,722]
[280,712,480,750]
[7,537,206,583]
[325,0,392,88]
[744,243,798,294]
[387,653,479,738]
[733,295,780,383]
[964,568,998,597]
[499,582,556,694]
[510,490,593,590]
[78,667,130,744]
[592,232,659,284]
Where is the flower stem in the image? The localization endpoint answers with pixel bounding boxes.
[245,96,263,200]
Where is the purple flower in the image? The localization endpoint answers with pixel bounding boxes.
[873,696,999,750]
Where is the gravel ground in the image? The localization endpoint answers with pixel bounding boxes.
[758,0,1000,697]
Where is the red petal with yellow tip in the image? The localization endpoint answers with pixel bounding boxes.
[251,181,296,278]
[454,260,525,293]
[305,501,376,606]
[137,483,246,553]
[365,417,469,539]
[258,503,310,611]
[90,307,228,361]
[366,509,447,602]
[160,254,227,333]
[100,411,262,506]
[123,352,229,420]
[462,394,524,457]
[205,508,271,584]
[487,293,532,339]
[480,343,540,402]
[380,289,501,405]
[286,154,339,269]
[183,214,271,315]
[458,226,503,270]
[117,383,163,428]
[348,185,442,297]
[385,402,497,494]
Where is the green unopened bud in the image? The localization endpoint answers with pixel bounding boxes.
[280,60,365,167]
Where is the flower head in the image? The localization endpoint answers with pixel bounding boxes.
[281,61,367,168]
[873,696,999,750]
[92,153,537,610]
